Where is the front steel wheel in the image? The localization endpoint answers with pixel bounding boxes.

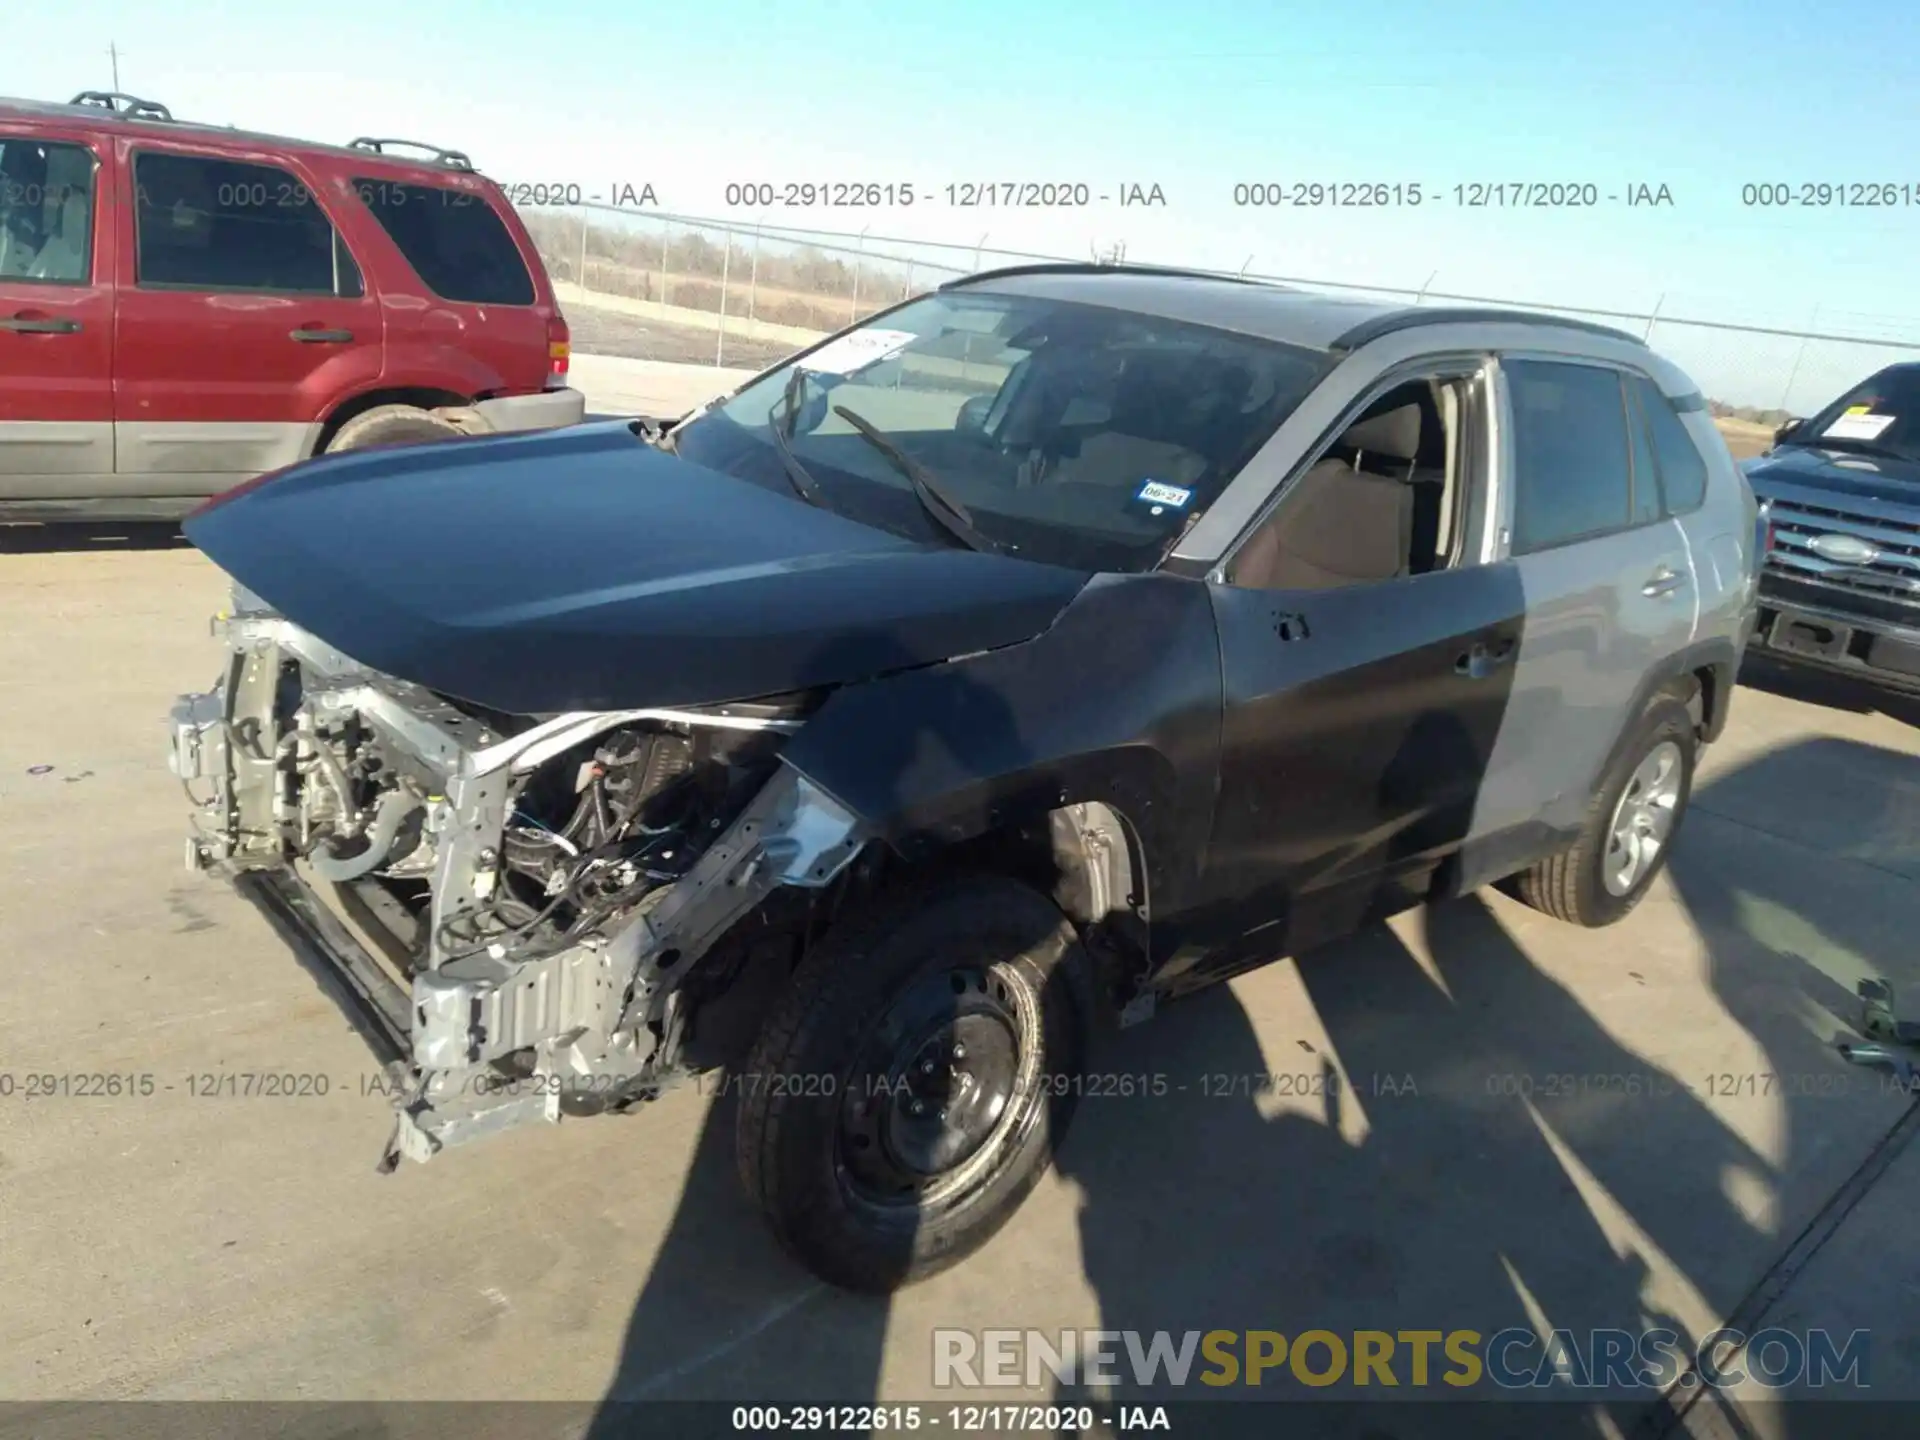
[836,959,1041,1212]
[735,875,1091,1293]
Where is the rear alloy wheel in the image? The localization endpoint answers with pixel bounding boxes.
[324,404,466,454]
[1601,739,1685,898]
[735,875,1092,1293]
[1508,693,1696,927]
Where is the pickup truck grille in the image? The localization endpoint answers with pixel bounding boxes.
[1762,496,1920,612]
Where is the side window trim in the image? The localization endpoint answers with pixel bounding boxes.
[1211,352,1495,583]
[1631,373,1710,518]
[0,134,101,287]
[1624,370,1660,524]
[1496,351,1676,558]
[129,145,365,298]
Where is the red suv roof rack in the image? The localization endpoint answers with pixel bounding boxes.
[70,90,173,121]
[346,137,474,172]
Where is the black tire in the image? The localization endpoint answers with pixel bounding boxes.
[324,405,464,454]
[1508,693,1696,927]
[735,874,1092,1293]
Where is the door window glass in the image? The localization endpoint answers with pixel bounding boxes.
[1506,360,1634,553]
[0,137,96,283]
[134,152,360,296]
[351,178,534,305]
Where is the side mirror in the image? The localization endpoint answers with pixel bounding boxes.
[955,394,994,435]
[794,391,831,436]
[1773,418,1804,449]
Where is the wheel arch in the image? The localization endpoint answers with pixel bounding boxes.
[787,759,1165,997]
[311,386,476,456]
[1592,635,1737,797]
[932,797,1152,934]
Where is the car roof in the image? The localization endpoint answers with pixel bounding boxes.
[0,95,480,177]
[944,263,1648,354]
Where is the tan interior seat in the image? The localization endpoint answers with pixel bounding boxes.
[1230,403,1421,590]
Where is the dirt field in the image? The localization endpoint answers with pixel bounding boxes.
[1715,417,1777,460]
[566,302,795,373]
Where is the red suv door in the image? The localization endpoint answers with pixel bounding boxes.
[111,138,383,499]
[0,122,115,503]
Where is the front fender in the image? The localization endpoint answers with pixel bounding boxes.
[780,571,1226,920]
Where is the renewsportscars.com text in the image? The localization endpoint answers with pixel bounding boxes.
[933,1327,1871,1391]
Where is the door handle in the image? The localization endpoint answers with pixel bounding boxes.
[1455,637,1515,680]
[1642,566,1688,598]
[289,327,354,343]
[1,315,82,334]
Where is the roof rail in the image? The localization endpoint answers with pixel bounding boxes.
[942,260,1284,290]
[1330,306,1646,352]
[347,137,474,171]
[70,90,173,121]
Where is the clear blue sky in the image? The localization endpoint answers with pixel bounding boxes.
[6,0,1920,403]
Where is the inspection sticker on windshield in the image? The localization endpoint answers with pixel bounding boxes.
[797,328,918,377]
[1823,405,1897,441]
[1135,480,1194,512]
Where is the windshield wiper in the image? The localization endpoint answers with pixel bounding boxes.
[765,390,828,509]
[830,404,1006,555]
[779,366,808,439]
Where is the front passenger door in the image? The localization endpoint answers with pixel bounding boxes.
[1184,370,1528,977]
[0,130,114,501]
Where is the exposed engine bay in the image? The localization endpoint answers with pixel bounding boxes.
[170,595,869,1167]
[309,704,788,970]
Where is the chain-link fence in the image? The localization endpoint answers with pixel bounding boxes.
[516,202,1920,427]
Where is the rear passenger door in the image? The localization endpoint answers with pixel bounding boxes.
[0,127,114,500]
[1486,357,1697,844]
[112,144,381,497]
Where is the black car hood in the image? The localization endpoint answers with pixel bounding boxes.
[1744,443,1920,505]
[184,420,1093,715]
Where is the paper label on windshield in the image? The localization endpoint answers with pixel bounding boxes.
[1136,480,1193,509]
[797,328,917,376]
[1823,406,1896,441]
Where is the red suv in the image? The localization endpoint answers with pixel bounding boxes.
[0,91,582,520]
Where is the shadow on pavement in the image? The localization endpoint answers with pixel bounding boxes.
[1739,653,1920,729]
[587,702,1917,1438]
[0,521,190,554]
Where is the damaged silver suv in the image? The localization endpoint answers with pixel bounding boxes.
[169,264,1760,1292]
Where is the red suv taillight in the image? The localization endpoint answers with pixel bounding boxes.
[548,314,570,383]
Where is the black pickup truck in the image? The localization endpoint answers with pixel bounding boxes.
[1743,362,1920,694]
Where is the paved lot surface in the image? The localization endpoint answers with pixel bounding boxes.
[570,353,754,421]
[1,464,1915,1435]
